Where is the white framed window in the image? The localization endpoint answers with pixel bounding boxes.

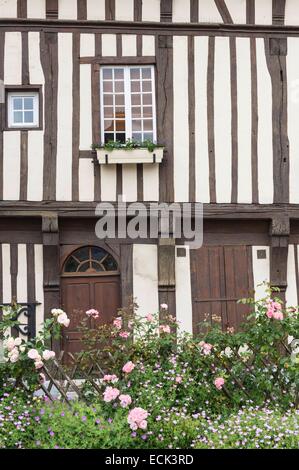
[100,65,157,144]
[7,91,39,128]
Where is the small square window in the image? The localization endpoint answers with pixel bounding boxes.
[7,91,39,128]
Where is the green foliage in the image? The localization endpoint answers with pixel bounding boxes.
[92,139,163,153]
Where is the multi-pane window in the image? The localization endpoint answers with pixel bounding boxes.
[100,65,156,144]
[7,92,39,128]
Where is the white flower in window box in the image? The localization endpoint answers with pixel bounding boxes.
[95,145,164,165]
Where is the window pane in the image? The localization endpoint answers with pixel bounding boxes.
[132,107,141,118]
[142,81,152,92]
[130,68,140,79]
[143,132,153,141]
[103,94,113,105]
[92,247,106,261]
[13,98,22,110]
[131,81,140,93]
[143,94,152,105]
[132,133,142,142]
[143,106,152,117]
[142,68,151,79]
[14,111,23,123]
[114,68,124,80]
[132,120,141,131]
[143,120,153,131]
[24,97,34,110]
[115,120,125,131]
[102,255,118,271]
[104,133,114,143]
[78,261,90,272]
[115,133,126,142]
[64,256,79,272]
[104,120,114,131]
[103,69,112,80]
[115,95,124,106]
[24,111,34,123]
[131,94,141,105]
[73,247,89,262]
[104,107,114,118]
[103,81,113,93]
[115,107,125,119]
[114,81,124,93]
[91,261,104,272]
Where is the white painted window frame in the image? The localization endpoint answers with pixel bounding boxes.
[100,65,157,144]
[7,91,39,128]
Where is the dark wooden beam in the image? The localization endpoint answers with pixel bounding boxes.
[269,215,289,302]
[158,239,176,318]
[272,0,286,26]
[160,0,172,23]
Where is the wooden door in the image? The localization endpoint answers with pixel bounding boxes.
[61,275,120,357]
[191,245,253,333]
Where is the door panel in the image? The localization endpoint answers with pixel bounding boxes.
[191,245,253,333]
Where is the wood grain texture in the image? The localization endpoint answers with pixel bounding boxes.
[230,37,238,203]
[215,0,233,24]
[190,0,199,22]
[105,0,115,20]
[134,0,142,21]
[264,38,289,204]
[46,0,58,19]
[250,37,259,203]
[20,132,28,201]
[272,0,286,25]
[72,32,80,202]
[17,0,27,18]
[0,31,4,201]
[188,35,195,202]
[160,0,172,22]
[26,243,36,303]
[40,32,58,201]
[156,35,174,203]
[21,32,29,85]
[120,243,133,308]
[10,244,18,302]
[207,36,216,203]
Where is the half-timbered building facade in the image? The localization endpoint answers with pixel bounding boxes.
[1,0,299,352]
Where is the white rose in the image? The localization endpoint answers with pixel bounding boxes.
[5,337,15,352]
[10,353,19,363]
[42,350,55,361]
[8,347,19,358]
[57,312,70,327]
[14,337,22,346]
[34,360,44,370]
[160,303,168,310]
[51,308,64,317]
[27,348,40,360]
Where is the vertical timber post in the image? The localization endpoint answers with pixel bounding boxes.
[269,215,289,303]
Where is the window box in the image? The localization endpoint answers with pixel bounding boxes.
[95,146,164,164]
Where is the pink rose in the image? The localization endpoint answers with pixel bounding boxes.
[200,342,213,355]
[266,299,283,320]
[103,374,118,384]
[57,312,70,327]
[103,386,120,402]
[34,361,44,370]
[128,407,148,430]
[39,373,46,384]
[159,325,171,334]
[5,337,16,352]
[175,376,182,383]
[119,331,130,339]
[214,377,225,390]
[86,309,99,319]
[27,349,40,360]
[122,361,135,374]
[273,310,284,320]
[146,313,154,322]
[42,350,56,361]
[113,317,122,330]
[119,394,132,408]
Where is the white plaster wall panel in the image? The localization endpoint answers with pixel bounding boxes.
[287,38,299,203]
[225,0,246,24]
[34,244,44,333]
[173,36,189,202]
[79,159,94,201]
[142,35,155,56]
[87,0,105,20]
[79,64,92,150]
[194,36,210,202]
[173,0,190,22]
[214,37,231,203]
[115,0,134,21]
[256,38,273,203]
[27,132,44,201]
[175,246,193,334]
[3,132,20,200]
[143,164,159,201]
[198,0,223,22]
[2,244,11,303]
[255,0,272,24]
[285,0,299,25]
[101,166,117,201]
[286,245,298,307]
[0,0,17,17]
[236,37,252,203]
[252,246,270,300]
[122,35,137,56]
[80,34,95,57]
[59,0,77,19]
[102,34,117,56]
[122,165,138,201]
[56,33,73,201]
[27,0,46,18]
[133,244,159,317]
[28,32,45,86]
[4,32,22,84]
[142,0,160,21]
